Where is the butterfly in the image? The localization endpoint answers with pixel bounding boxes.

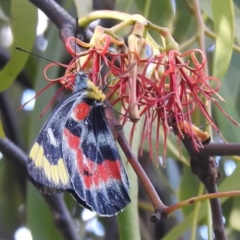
[27,71,130,216]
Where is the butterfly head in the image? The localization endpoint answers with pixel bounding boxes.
[74,71,106,102]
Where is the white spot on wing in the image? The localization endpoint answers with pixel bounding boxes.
[47,128,58,147]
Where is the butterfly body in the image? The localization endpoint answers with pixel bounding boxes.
[28,72,130,216]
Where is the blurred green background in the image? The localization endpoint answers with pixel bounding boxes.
[0,0,240,239]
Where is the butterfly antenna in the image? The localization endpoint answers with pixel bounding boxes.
[105,102,139,121]
[74,18,81,73]
[16,48,69,114]
[16,47,62,66]
[102,63,137,120]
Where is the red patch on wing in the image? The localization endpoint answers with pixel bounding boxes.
[64,128,122,190]
[64,128,80,149]
[72,102,90,121]
[63,128,84,169]
[82,159,122,189]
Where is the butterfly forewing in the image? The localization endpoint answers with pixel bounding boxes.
[28,91,84,193]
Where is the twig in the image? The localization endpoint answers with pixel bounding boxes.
[29,0,75,41]
[207,185,226,240]
[29,0,92,51]
[164,189,240,215]
[197,143,240,157]
[0,138,80,240]
[182,136,227,240]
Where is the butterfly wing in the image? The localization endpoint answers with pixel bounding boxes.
[62,95,130,216]
[28,91,83,193]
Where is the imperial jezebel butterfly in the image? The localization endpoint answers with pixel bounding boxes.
[28,71,130,216]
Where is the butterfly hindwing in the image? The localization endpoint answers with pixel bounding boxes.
[62,95,130,216]
[28,91,84,193]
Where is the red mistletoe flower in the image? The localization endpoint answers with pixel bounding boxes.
[105,48,239,161]
[42,33,239,162]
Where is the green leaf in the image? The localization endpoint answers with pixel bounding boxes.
[199,0,213,19]
[0,160,25,238]
[0,0,11,20]
[0,119,5,137]
[73,0,91,17]
[0,0,37,91]
[229,197,240,231]
[117,122,141,240]
[173,1,195,43]
[179,167,201,216]
[134,0,175,29]
[27,184,63,240]
[214,51,240,142]
[212,0,234,78]
[234,4,240,45]
[117,164,140,240]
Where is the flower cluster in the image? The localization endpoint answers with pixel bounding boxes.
[43,12,238,160]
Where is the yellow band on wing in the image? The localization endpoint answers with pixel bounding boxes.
[29,142,70,186]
